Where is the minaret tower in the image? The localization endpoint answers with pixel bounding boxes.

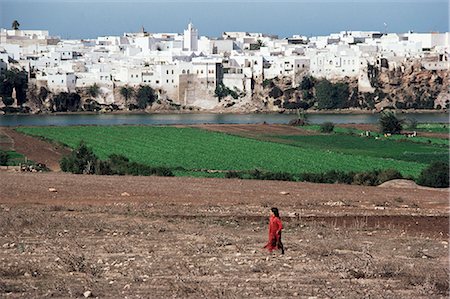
[183,21,198,51]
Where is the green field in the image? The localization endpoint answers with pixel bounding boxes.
[302,125,449,146]
[416,123,450,133]
[277,135,448,165]
[16,126,437,177]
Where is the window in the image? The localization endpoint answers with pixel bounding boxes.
[156,80,159,84]
[172,70,174,74]
[172,80,174,83]
[166,70,169,74]
[182,70,186,74]
[166,80,169,83]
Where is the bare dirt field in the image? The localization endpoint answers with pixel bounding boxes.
[1,171,449,298]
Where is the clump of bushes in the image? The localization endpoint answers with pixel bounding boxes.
[0,150,9,165]
[225,169,294,181]
[416,162,449,188]
[60,142,173,177]
[320,122,335,133]
[224,168,403,186]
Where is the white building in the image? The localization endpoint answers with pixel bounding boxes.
[183,22,198,52]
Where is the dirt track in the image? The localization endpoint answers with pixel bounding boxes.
[0,127,70,171]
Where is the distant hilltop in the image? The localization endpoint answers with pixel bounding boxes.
[0,23,448,114]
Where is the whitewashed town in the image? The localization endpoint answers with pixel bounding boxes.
[0,22,449,113]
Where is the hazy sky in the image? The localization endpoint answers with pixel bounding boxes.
[0,0,448,39]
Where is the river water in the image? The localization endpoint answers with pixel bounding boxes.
[0,112,448,127]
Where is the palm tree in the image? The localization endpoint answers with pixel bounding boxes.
[120,86,134,109]
[12,20,20,30]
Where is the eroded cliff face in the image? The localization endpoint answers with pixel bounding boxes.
[2,61,448,114]
[373,63,449,110]
[243,62,449,113]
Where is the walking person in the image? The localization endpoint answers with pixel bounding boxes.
[263,207,285,254]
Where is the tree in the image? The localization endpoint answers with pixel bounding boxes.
[53,92,81,112]
[214,83,239,101]
[120,86,134,108]
[12,20,20,30]
[299,76,314,90]
[417,162,449,188]
[136,85,156,109]
[315,79,349,109]
[319,122,335,133]
[0,68,29,106]
[379,110,403,134]
[60,141,98,174]
[87,84,100,98]
[0,150,8,166]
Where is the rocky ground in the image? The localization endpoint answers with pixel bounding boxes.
[0,171,448,298]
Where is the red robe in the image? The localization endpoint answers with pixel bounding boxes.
[264,215,283,252]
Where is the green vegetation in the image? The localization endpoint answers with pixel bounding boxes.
[0,149,27,166]
[277,134,448,165]
[379,111,403,134]
[302,125,449,146]
[136,85,157,109]
[0,150,8,165]
[416,123,449,133]
[0,67,28,106]
[87,84,100,98]
[215,83,240,100]
[53,92,81,112]
[319,122,335,133]
[17,126,430,178]
[315,79,349,109]
[417,162,449,188]
[60,142,173,176]
[12,20,20,30]
[120,86,134,108]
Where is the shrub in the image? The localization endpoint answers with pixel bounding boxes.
[0,150,8,165]
[377,169,403,184]
[60,141,98,174]
[225,171,243,179]
[269,86,283,99]
[320,122,335,133]
[417,162,449,188]
[352,171,379,186]
[2,97,14,106]
[379,110,403,134]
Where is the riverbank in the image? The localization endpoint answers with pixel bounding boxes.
[1,108,448,116]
